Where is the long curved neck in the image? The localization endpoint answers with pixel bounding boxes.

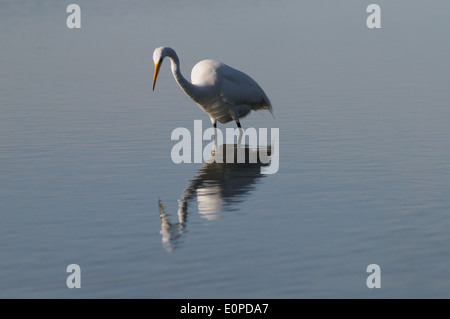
[167,52,201,104]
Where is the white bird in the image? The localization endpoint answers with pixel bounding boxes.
[152,46,273,129]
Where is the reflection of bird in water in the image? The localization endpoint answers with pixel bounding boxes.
[152,47,273,129]
[159,144,271,252]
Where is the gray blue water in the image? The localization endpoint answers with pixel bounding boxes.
[1,0,449,298]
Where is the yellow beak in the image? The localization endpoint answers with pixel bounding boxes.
[153,61,161,91]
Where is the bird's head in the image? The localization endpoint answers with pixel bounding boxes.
[153,46,176,91]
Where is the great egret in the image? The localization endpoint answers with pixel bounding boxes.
[152,46,273,128]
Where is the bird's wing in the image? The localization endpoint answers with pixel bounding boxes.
[218,64,272,113]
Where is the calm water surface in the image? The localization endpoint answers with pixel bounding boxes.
[1,1,449,298]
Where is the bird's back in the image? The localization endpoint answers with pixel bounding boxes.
[191,59,272,123]
[192,60,271,107]
[191,59,223,87]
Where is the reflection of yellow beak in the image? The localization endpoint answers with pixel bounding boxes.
[153,61,161,91]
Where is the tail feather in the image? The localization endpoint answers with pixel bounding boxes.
[251,98,274,118]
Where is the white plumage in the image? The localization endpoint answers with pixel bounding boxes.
[152,46,272,128]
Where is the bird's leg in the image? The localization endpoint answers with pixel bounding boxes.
[212,120,217,154]
[236,121,244,145]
